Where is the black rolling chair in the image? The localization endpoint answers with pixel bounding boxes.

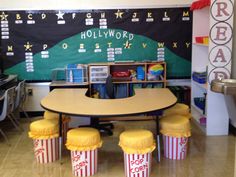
[90,75,115,136]
[105,74,115,99]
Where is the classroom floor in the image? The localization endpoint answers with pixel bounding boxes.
[0,117,235,177]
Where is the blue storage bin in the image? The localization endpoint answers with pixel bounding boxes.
[192,72,207,84]
[137,66,145,81]
[194,97,205,111]
[66,64,85,83]
[67,64,77,69]
[73,69,83,83]
[66,69,73,82]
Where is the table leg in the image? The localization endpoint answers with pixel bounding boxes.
[59,113,62,164]
[155,116,161,162]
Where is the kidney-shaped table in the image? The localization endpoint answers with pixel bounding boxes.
[41,88,177,162]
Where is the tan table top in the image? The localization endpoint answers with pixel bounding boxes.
[40,88,177,117]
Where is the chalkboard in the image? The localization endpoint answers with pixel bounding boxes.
[0,8,192,81]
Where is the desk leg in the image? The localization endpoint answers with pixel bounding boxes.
[155,116,161,162]
[59,113,62,164]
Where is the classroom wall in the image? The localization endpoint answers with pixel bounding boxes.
[1,0,236,111]
[0,0,194,10]
[0,0,194,112]
[24,83,50,112]
[3,0,235,78]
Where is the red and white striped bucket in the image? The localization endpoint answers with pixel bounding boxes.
[33,137,59,163]
[71,149,98,177]
[163,135,188,160]
[124,153,152,177]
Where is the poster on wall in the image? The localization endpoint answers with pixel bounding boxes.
[0,8,192,81]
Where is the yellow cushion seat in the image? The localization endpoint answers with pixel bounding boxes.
[160,115,191,138]
[66,128,102,151]
[119,129,156,154]
[163,103,190,117]
[28,119,59,139]
[44,110,71,123]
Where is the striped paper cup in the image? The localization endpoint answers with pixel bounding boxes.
[33,138,59,163]
[163,135,188,160]
[71,149,98,177]
[124,153,152,177]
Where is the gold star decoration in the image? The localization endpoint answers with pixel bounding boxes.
[115,10,124,19]
[123,40,132,49]
[0,12,8,21]
[24,42,33,51]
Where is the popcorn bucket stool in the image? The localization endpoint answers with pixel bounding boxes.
[119,129,156,177]
[28,119,59,163]
[163,103,192,119]
[66,128,103,177]
[160,115,191,160]
[44,110,71,144]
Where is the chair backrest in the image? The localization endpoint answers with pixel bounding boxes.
[105,75,115,99]
[15,80,26,109]
[0,86,16,121]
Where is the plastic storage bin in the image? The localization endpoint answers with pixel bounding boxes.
[137,66,145,81]
[66,64,88,83]
[194,97,206,111]
[195,36,208,44]
[192,71,207,84]
[89,65,109,83]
